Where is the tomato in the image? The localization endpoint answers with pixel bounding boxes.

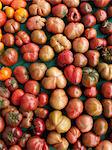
[14,8,28,23]
[11,89,24,106]
[79,2,92,15]
[33,118,45,136]
[84,87,98,98]
[0,10,7,28]
[27,136,49,150]
[94,0,110,8]
[64,65,82,85]
[13,66,29,84]
[101,82,112,99]
[0,86,10,98]
[0,48,18,66]
[0,0,13,5]
[11,0,27,10]
[20,93,38,111]
[90,38,107,49]
[9,145,22,150]
[38,92,48,107]
[4,6,14,19]
[0,116,5,133]
[0,42,4,55]
[67,86,82,98]
[5,77,18,92]
[2,33,14,47]
[0,2,2,10]
[0,67,12,81]
[82,14,96,28]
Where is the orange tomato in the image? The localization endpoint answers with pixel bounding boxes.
[14,8,28,23]
[0,67,12,81]
[0,29,2,41]
[4,6,14,19]
[0,42,4,55]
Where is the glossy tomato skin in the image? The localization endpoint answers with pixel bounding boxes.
[38,92,48,107]
[84,28,97,40]
[2,33,14,47]
[11,89,24,106]
[84,87,98,98]
[0,10,7,27]
[24,80,40,96]
[33,118,45,136]
[94,9,107,23]
[5,77,18,92]
[27,136,49,150]
[94,0,110,8]
[82,14,96,28]
[20,93,38,111]
[64,65,82,85]
[79,2,92,15]
[11,0,27,10]
[13,66,29,84]
[0,48,18,66]
[67,86,82,98]
[101,82,112,99]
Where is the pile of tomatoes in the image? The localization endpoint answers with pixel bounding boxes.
[0,0,112,149]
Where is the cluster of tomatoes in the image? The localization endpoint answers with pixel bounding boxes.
[0,0,112,150]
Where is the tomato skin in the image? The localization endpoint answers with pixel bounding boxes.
[94,0,110,8]
[79,2,92,15]
[24,80,40,96]
[0,67,12,81]
[5,77,18,92]
[13,66,29,84]
[11,89,24,106]
[11,0,27,10]
[0,86,10,98]
[2,33,14,47]
[64,65,82,85]
[33,118,45,136]
[1,0,13,5]
[101,82,112,99]
[38,92,48,107]
[0,48,18,67]
[67,86,82,98]
[9,145,22,150]
[90,38,107,49]
[27,136,49,150]
[0,116,5,133]
[82,14,96,28]
[20,93,38,111]
[84,87,98,98]
[0,10,7,28]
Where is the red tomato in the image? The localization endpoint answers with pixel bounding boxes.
[38,92,48,107]
[11,0,27,10]
[64,65,82,84]
[11,89,24,106]
[9,145,22,150]
[101,82,112,99]
[84,87,98,98]
[0,10,7,28]
[20,93,38,111]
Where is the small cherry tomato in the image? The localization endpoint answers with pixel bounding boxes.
[0,67,12,81]
[11,89,24,106]
[0,116,5,133]
[101,82,112,99]
[14,8,28,23]
[38,92,48,107]
[84,87,98,98]
[4,6,14,19]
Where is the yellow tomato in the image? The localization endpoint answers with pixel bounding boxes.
[0,2,2,10]
[4,6,14,18]
[0,29,2,41]
[0,42,4,55]
[0,67,12,81]
[14,8,28,23]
